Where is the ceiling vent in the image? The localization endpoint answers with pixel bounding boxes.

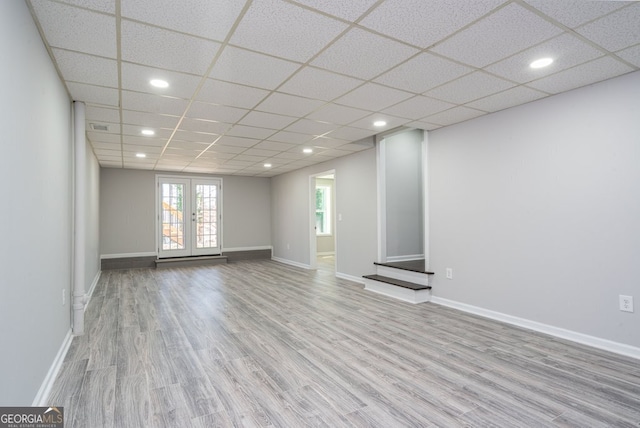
[90,123,109,132]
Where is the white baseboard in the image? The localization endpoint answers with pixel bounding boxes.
[101,252,156,259]
[84,270,101,311]
[335,272,365,284]
[386,254,425,262]
[317,251,335,256]
[223,245,272,252]
[271,256,311,270]
[430,296,640,361]
[32,329,73,406]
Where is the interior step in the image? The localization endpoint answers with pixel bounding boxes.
[363,274,432,304]
[155,255,228,269]
[362,274,431,291]
[374,260,434,274]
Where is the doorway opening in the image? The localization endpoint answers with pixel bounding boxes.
[309,170,336,272]
[156,175,222,258]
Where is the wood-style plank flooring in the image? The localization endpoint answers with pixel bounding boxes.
[49,260,640,427]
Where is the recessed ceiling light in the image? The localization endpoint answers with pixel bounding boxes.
[530,58,553,69]
[141,129,155,136]
[150,79,169,88]
[373,120,387,127]
[303,148,313,154]
[135,153,146,158]
[264,163,272,168]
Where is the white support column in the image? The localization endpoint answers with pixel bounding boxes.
[72,101,87,335]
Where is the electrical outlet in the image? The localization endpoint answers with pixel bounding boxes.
[62,289,66,306]
[446,268,453,280]
[619,295,634,313]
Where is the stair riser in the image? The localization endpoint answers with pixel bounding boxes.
[364,278,431,304]
[376,265,429,286]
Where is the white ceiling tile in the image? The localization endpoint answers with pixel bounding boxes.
[525,0,631,29]
[334,83,414,111]
[424,106,487,126]
[278,67,364,101]
[91,142,120,151]
[326,126,374,142]
[121,135,167,146]
[291,0,378,21]
[57,0,115,14]
[171,130,218,144]
[196,79,269,109]
[186,102,249,123]
[31,1,116,57]
[239,149,278,158]
[269,131,313,144]
[575,3,640,52]
[121,0,246,41]
[121,125,172,139]
[432,3,563,67]
[616,45,640,68]
[285,119,338,135]
[122,110,180,128]
[226,125,276,140]
[374,53,473,94]
[306,103,371,125]
[67,82,119,106]
[234,154,271,162]
[381,96,456,120]
[360,0,503,48]
[238,111,298,130]
[122,144,163,154]
[166,141,210,151]
[121,20,220,75]
[309,136,351,149]
[86,105,120,123]
[275,151,307,160]
[527,56,634,94]
[424,72,515,104]
[204,144,245,154]
[256,93,325,117]
[179,118,231,135]
[121,91,189,116]
[348,114,411,131]
[121,62,201,99]
[466,86,548,112]
[311,28,419,80]
[210,47,300,90]
[87,132,120,143]
[215,136,260,148]
[252,141,297,151]
[405,120,441,131]
[52,49,117,87]
[230,0,347,62]
[485,33,604,84]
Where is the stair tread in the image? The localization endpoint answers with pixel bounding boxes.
[374,260,434,275]
[363,274,432,291]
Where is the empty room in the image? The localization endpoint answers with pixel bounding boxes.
[1,0,639,426]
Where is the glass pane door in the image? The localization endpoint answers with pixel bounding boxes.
[157,177,221,258]
[192,179,220,256]
[158,178,191,258]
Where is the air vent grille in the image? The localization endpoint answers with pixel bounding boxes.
[90,123,109,132]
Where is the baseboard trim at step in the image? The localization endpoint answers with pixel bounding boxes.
[155,255,227,269]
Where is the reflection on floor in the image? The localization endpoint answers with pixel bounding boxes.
[316,254,335,273]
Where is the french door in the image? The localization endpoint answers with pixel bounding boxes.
[157,176,221,258]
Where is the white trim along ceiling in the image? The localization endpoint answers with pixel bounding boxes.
[28,0,640,177]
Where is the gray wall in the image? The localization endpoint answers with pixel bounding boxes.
[315,177,335,254]
[0,1,73,404]
[271,149,377,279]
[385,129,424,259]
[100,168,271,255]
[429,71,640,348]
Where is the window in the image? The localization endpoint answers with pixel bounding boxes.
[316,185,331,235]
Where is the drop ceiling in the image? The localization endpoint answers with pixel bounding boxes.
[28,0,640,177]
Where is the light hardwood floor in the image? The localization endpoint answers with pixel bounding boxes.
[49,260,640,427]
